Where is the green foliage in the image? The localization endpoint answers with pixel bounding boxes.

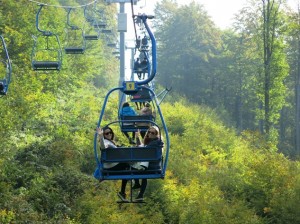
[0,209,15,224]
[158,101,300,224]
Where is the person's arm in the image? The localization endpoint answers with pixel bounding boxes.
[135,129,142,146]
[96,127,106,150]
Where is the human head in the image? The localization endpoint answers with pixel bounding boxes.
[103,126,114,140]
[122,102,130,108]
[144,126,160,145]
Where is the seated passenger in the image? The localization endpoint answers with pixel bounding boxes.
[97,126,128,170]
[120,102,138,144]
[95,126,130,198]
[138,102,156,138]
[118,126,163,202]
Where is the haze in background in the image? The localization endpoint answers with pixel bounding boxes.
[138,0,247,29]
[124,0,299,78]
[138,0,299,29]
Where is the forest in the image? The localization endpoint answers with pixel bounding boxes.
[0,0,300,223]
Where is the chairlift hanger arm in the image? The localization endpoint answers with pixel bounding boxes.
[0,35,12,95]
[84,5,92,21]
[0,36,12,72]
[134,14,156,86]
[36,4,52,35]
[66,8,78,29]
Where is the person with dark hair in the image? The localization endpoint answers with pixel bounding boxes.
[96,126,130,201]
[120,102,138,144]
[97,126,128,170]
[118,126,164,202]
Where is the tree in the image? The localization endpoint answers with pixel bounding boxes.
[260,0,289,148]
[154,0,222,104]
[232,0,289,148]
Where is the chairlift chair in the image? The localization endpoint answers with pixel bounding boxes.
[0,35,12,95]
[31,32,62,71]
[64,8,85,54]
[83,6,101,40]
[94,84,169,181]
[31,5,62,71]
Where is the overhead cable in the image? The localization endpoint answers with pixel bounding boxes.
[130,0,138,42]
[27,0,98,8]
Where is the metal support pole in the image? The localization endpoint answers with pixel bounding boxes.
[106,0,140,105]
[119,2,126,106]
[130,47,135,81]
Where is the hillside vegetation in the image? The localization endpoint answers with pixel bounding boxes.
[1,99,300,223]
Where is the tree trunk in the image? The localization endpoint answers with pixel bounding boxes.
[296,36,300,154]
[263,0,271,135]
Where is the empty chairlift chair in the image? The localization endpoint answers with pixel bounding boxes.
[31,32,62,70]
[31,5,62,71]
[83,6,101,40]
[64,8,85,54]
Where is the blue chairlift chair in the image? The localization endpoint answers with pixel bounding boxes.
[31,5,62,71]
[0,35,12,95]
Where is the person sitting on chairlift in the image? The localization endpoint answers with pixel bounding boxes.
[97,126,129,171]
[120,102,138,144]
[118,126,163,202]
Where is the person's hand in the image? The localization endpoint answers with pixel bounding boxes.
[96,127,103,135]
[135,129,141,138]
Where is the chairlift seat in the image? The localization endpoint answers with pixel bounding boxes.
[120,115,154,132]
[102,29,112,34]
[94,24,106,29]
[86,18,94,23]
[64,47,85,54]
[84,35,99,40]
[134,67,148,74]
[100,146,163,180]
[98,22,107,28]
[32,61,61,70]
[107,43,117,47]
[131,89,152,102]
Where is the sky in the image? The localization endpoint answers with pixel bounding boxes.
[136,0,248,29]
[134,0,299,29]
